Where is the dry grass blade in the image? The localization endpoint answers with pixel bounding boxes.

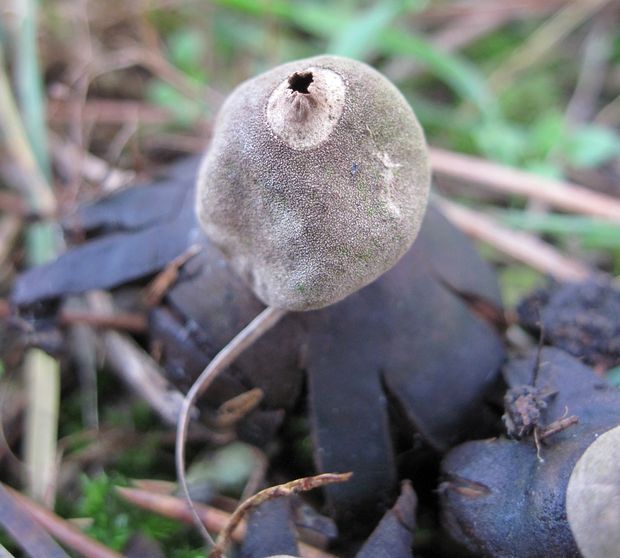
[211,472,352,558]
[87,291,185,427]
[0,543,16,558]
[4,485,123,558]
[23,349,60,506]
[215,388,264,429]
[116,486,338,558]
[430,147,620,223]
[117,485,239,535]
[175,306,287,551]
[435,196,592,282]
[59,309,148,333]
[0,28,61,506]
[0,483,68,558]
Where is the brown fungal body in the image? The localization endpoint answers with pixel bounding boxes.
[197,55,430,311]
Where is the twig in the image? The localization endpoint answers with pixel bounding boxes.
[430,147,620,223]
[116,486,338,558]
[0,483,68,558]
[212,472,352,558]
[434,196,592,282]
[86,291,186,427]
[99,331,186,426]
[538,414,579,441]
[144,244,202,307]
[5,485,124,558]
[176,306,287,551]
[59,308,148,333]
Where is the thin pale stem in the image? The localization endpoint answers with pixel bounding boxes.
[175,306,287,552]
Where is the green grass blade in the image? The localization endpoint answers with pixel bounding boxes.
[376,29,497,117]
[327,1,405,60]
[13,0,50,178]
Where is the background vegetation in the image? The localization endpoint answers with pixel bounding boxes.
[0,0,619,556]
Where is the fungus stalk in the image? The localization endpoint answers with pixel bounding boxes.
[175,306,287,550]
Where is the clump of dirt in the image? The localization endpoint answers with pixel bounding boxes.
[518,277,620,371]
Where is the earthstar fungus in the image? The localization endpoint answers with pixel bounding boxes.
[178,55,432,552]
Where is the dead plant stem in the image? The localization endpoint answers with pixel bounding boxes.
[175,306,287,552]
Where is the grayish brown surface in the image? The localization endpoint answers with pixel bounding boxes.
[197,55,430,310]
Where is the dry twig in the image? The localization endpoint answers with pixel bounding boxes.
[144,244,202,307]
[435,196,592,282]
[60,308,147,333]
[87,291,186,426]
[215,388,264,429]
[5,485,123,558]
[116,486,339,558]
[176,306,287,550]
[212,472,352,558]
[430,147,620,223]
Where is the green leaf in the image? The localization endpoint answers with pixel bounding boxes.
[527,110,565,159]
[167,29,207,80]
[186,442,257,496]
[563,125,620,169]
[146,81,203,125]
[523,160,563,179]
[495,210,620,250]
[499,265,545,308]
[472,118,527,165]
